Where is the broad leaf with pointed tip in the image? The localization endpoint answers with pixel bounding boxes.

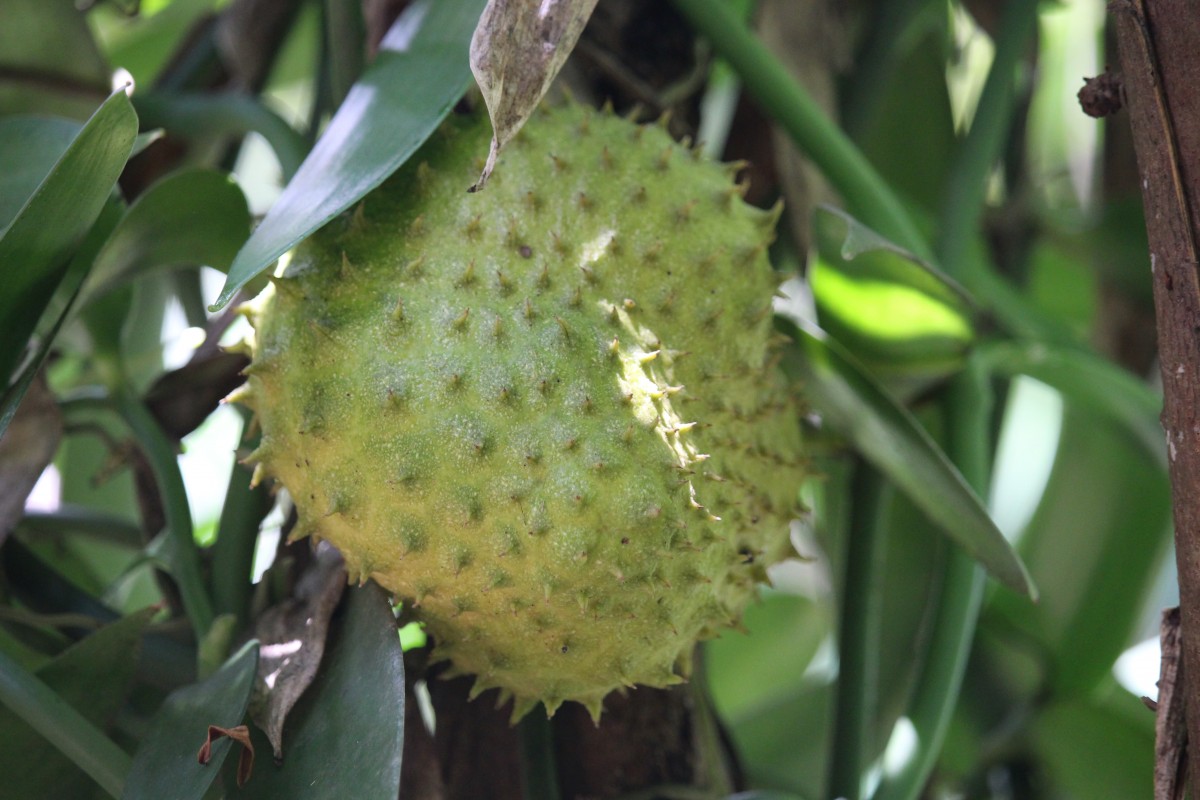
[123,641,259,800]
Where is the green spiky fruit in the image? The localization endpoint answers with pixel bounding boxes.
[236,103,805,721]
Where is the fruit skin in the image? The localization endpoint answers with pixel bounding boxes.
[235,103,806,721]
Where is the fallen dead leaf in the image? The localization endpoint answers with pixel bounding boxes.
[468,0,599,192]
[249,543,347,760]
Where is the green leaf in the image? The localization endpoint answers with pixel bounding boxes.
[322,0,366,107]
[0,0,110,119]
[133,93,307,180]
[848,13,956,212]
[720,681,831,799]
[210,453,272,628]
[705,592,829,723]
[986,407,1171,695]
[93,0,220,88]
[211,0,488,311]
[114,388,214,636]
[977,339,1164,466]
[810,207,974,395]
[1029,690,1154,800]
[234,583,404,799]
[0,196,125,441]
[0,611,152,799]
[123,641,259,800]
[0,117,80,229]
[80,168,251,306]
[0,89,137,383]
[779,319,1035,597]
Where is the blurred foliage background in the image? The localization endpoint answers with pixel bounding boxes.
[0,0,1172,798]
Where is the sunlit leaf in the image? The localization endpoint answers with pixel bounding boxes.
[811,207,974,393]
[211,0,488,311]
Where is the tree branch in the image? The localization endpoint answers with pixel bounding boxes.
[1112,0,1200,793]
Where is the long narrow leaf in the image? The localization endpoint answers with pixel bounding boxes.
[0,198,124,441]
[0,648,131,799]
[976,339,1164,466]
[0,90,137,383]
[211,0,488,311]
[133,93,307,180]
[114,388,214,636]
[779,319,1035,597]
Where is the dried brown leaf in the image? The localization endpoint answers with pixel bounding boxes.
[197,724,256,787]
[468,0,599,192]
[0,372,62,544]
[249,544,347,760]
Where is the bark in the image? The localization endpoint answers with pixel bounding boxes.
[398,650,738,799]
[1113,0,1200,793]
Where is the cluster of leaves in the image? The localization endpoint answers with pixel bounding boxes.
[0,0,1168,799]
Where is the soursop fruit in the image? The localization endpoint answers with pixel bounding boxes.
[235,103,806,721]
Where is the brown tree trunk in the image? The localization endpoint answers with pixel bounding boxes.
[1113,1,1200,795]
[398,650,738,799]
